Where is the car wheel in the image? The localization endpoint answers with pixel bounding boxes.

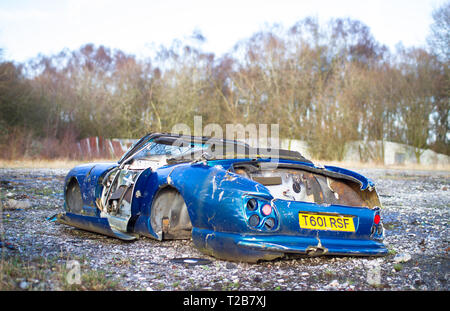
[150,187,192,240]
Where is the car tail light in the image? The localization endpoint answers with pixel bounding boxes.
[264,217,275,229]
[247,198,258,211]
[374,214,381,225]
[248,214,260,227]
[261,204,272,216]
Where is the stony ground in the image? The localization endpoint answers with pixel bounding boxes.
[0,167,448,291]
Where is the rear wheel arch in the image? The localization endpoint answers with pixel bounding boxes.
[149,185,193,240]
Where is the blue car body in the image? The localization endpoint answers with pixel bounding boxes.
[57,133,387,262]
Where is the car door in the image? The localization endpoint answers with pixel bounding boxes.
[100,166,142,233]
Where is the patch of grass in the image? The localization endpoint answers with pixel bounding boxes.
[64,270,120,291]
[0,255,121,291]
[36,187,56,196]
[154,273,162,280]
[370,282,390,289]
[221,281,240,290]
[324,269,336,279]
[0,255,48,290]
[188,278,195,287]
[172,281,180,288]
[393,263,403,272]
[346,279,355,285]
[155,282,165,290]
[384,222,400,230]
[370,283,383,289]
[388,248,397,256]
[110,256,132,267]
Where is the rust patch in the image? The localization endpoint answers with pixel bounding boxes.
[329,180,367,207]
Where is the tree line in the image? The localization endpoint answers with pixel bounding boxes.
[0,6,448,161]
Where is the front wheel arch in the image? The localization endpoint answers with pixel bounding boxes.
[65,178,83,214]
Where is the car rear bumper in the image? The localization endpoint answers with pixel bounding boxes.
[192,227,388,262]
[235,234,388,256]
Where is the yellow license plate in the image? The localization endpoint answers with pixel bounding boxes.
[299,212,355,232]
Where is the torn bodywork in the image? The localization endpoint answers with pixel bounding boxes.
[57,133,387,263]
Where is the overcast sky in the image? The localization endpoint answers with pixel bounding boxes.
[0,0,447,63]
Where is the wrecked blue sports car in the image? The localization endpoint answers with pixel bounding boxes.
[57,133,387,262]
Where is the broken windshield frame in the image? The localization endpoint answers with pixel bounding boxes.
[119,135,209,167]
[133,140,207,161]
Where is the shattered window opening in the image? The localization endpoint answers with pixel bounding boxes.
[133,140,208,161]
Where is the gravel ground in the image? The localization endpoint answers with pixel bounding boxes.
[0,167,448,291]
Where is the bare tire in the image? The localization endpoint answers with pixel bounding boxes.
[150,188,192,240]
